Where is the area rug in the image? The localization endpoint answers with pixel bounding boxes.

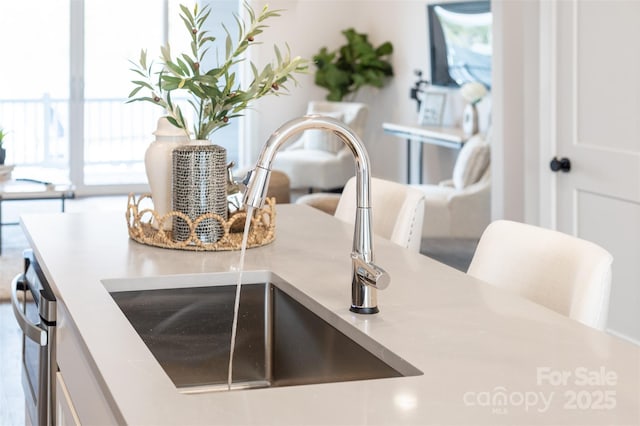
[0,226,30,301]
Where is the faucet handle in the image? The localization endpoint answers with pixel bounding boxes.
[240,168,252,186]
[351,253,390,290]
[242,167,272,209]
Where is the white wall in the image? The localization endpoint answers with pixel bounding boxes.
[491,0,524,222]
[243,0,476,184]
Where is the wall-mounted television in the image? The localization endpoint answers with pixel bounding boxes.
[428,1,492,89]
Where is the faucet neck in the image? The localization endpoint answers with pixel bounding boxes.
[254,115,371,208]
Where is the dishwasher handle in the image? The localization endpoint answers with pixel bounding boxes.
[11,274,47,346]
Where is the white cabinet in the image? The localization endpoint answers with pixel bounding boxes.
[56,302,121,424]
[56,373,80,426]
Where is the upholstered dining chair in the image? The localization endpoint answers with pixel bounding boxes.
[467,220,613,330]
[271,101,369,191]
[297,176,426,252]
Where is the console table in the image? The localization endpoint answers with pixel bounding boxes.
[0,179,75,255]
[383,122,467,184]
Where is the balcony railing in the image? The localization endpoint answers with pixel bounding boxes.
[0,94,239,188]
[0,94,156,168]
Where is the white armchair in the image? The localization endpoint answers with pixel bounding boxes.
[271,101,368,191]
[412,134,491,239]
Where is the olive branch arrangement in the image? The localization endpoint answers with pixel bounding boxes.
[128,2,308,140]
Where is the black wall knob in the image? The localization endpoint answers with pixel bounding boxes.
[550,157,571,172]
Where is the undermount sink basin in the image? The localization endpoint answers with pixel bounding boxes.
[103,271,421,393]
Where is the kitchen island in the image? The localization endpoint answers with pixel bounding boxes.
[21,204,639,425]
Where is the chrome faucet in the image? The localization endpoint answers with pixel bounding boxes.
[243,115,390,314]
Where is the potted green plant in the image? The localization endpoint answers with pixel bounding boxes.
[127,2,308,141]
[0,127,7,165]
[313,28,394,102]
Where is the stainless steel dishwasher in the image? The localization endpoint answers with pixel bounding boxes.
[11,249,57,426]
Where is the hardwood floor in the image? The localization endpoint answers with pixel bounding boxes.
[0,303,24,426]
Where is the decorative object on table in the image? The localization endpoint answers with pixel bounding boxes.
[0,165,14,182]
[313,28,394,102]
[144,117,189,230]
[172,144,228,243]
[409,69,431,112]
[126,194,276,251]
[126,2,308,142]
[0,127,7,165]
[418,91,447,127]
[460,81,488,137]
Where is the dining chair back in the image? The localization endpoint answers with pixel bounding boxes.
[467,220,613,330]
[333,176,426,252]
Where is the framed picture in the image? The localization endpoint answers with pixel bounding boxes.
[418,92,447,127]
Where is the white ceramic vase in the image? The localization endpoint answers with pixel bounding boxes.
[145,117,189,230]
[462,103,479,137]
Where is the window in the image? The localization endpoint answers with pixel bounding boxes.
[0,0,240,194]
[0,1,70,183]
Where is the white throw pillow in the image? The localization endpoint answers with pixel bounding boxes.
[452,134,490,190]
[303,112,345,154]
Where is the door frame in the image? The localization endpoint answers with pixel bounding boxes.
[492,0,560,229]
[538,0,558,230]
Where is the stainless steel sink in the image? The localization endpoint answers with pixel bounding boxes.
[104,272,421,393]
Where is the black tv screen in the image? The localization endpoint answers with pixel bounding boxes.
[428,1,492,88]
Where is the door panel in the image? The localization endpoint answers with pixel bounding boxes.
[575,2,640,152]
[554,1,640,342]
[577,191,640,341]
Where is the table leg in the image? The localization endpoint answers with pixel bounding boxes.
[406,138,412,184]
[0,199,3,256]
[418,143,424,185]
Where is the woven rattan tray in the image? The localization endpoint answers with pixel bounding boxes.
[126,193,276,251]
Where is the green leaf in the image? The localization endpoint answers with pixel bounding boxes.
[131,80,154,90]
[181,54,196,72]
[139,49,148,70]
[179,14,192,34]
[128,67,148,78]
[164,61,184,76]
[223,25,233,59]
[126,86,144,99]
[126,96,158,104]
[176,57,190,74]
[160,45,171,62]
[190,40,198,58]
[179,4,194,27]
[375,41,393,56]
[196,7,211,27]
[274,45,282,65]
[166,116,180,129]
[161,75,183,90]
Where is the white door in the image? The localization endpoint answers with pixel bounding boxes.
[546,1,640,343]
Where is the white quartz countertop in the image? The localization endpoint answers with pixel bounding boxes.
[21,205,640,425]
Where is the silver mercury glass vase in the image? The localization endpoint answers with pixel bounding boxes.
[172,144,228,243]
